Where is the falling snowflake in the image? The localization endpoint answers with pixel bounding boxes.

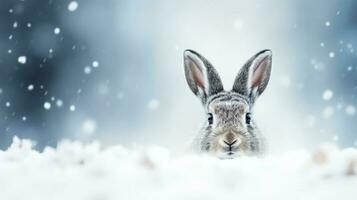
[322,90,333,101]
[69,105,76,111]
[18,56,27,64]
[92,61,99,68]
[68,1,79,12]
[54,27,61,34]
[325,21,331,27]
[44,102,51,110]
[328,52,335,58]
[84,66,92,74]
[345,105,356,116]
[56,99,63,107]
[81,119,97,135]
[27,84,34,91]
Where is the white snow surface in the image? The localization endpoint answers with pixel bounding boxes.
[1,137,356,200]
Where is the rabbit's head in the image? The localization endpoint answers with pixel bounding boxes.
[183,49,272,158]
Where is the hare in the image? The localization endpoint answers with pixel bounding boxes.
[183,49,272,158]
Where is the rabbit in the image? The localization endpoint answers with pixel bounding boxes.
[183,49,272,158]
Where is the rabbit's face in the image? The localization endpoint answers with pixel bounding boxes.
[183,49,272,157]
[204,96,252,158]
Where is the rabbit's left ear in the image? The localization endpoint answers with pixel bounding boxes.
[232,50,272,104]
[184,50,224,104]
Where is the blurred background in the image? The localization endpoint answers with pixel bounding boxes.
[0,0,356,152]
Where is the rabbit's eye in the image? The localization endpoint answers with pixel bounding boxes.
[245,113,251,124]
[208,113,213,125]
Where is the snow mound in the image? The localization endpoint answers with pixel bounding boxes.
[1,137,356,200]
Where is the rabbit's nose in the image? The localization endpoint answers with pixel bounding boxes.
[220,131,239,147]
[223,139,237,146]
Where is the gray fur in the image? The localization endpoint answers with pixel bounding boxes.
[183,49,272,158]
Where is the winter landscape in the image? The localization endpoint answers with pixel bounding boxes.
[1,0,357,199]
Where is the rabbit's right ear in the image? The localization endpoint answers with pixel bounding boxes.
[184,50,224,103]
[232,50,272,105]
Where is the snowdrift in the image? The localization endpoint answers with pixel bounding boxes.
[1,137,356,200]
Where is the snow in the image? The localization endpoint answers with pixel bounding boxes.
[322,90,333,101]
[325,21,331,27]
[5,102,11,107]
[84,66,92,74]
[54,27,61,34]
[69,105,76,111]
[68,1,79,12]
[329,52,335,58]
[81,119,97,135]
[27,84,34,91]
[44,102,51,110]
[56,99,63,107]
[345,105,356,116]
[92,61,99,68]
[18,56,27,64]
[0,137,356,200]
[311,59,325,71]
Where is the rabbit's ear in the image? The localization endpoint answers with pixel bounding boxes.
[184,50,224,103]
[232,50,272,104]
